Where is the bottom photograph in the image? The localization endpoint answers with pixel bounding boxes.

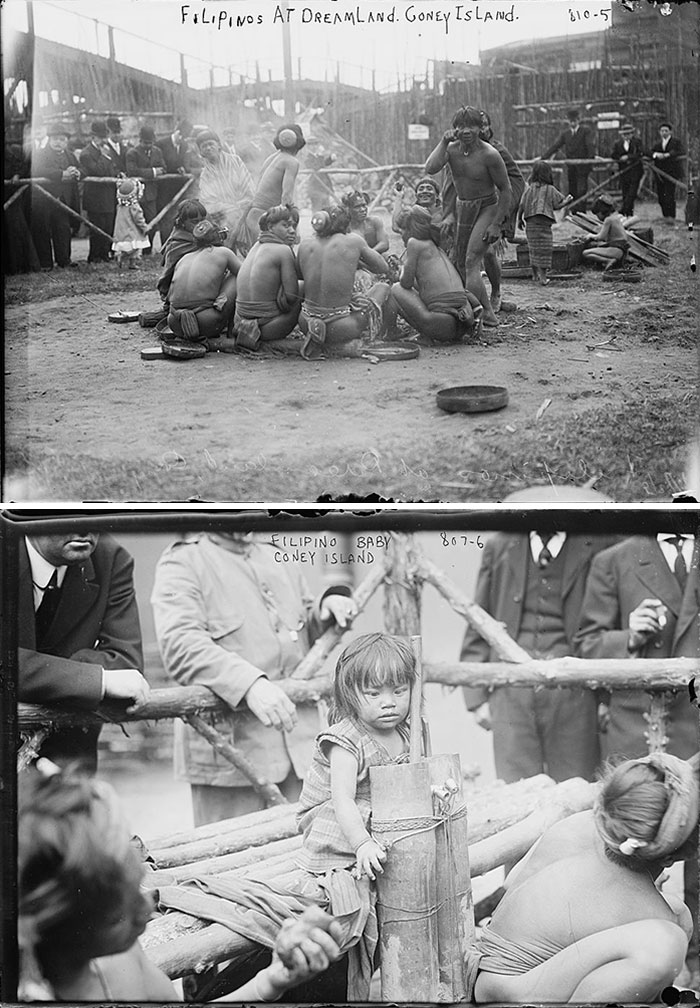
[5,508,699,1003]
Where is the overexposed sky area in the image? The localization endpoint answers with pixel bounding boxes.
[4,0,613,92]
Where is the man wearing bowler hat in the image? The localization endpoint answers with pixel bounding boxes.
[126,124,166,254]
[611,122,645,218]
[31,122,81,270]
[79,119,119,264]
[105,116,129,174]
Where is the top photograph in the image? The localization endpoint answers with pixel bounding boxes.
[3,0,698,504]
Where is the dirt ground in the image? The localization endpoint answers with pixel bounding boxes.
[4,202,697,503]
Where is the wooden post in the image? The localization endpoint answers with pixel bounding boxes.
[4,184,28,212]
[32,181,114,241]
[644,691,671,753]
[145,175,194,233]
[370,761,438,1001]
[427,752,473,1002]
[383,533,421,637]
[409,634,423,761]
[183,713,287,807]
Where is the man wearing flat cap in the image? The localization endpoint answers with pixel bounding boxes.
[126,124,166,253]
[79,119,119,264]
[611,123,645,218]
[31,123,81,270]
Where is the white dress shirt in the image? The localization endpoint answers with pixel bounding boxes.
[25,538,67,610]
[529,531,567,564]
[656,533,694,573]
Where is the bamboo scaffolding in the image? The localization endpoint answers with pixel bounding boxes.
[291,563,385,679]
[31,182,113,242]
[17,657,695,734]
[4,184,28,211]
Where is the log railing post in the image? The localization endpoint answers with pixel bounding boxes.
[383,532,422,637]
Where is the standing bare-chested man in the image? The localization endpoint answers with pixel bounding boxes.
[245,124,305,244]
[426,106,511,327]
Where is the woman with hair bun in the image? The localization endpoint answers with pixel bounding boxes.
[464,752,699,1003]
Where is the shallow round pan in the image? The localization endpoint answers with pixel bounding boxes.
[437,385,508,414]
[367,342,420,362]
[108,310,141,323]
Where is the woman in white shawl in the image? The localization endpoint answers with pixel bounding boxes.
[196,130,255,254]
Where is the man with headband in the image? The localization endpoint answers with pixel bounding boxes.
[391,176,443,246]
[425,106,511,328]
[389,204,481,344]
[245,124,305,244]
[462,751,699,1003]
[165,218,242,355]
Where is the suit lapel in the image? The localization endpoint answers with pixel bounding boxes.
[19,542,37,647]
[636,537,682,615]
[561,535,590,600]
[41,555,99,648]
[673,539,699,650]
[506,535,530,630]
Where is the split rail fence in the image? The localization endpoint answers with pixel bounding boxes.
[16,533,698,998]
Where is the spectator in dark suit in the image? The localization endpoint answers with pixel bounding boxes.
[541,108,597,209]
[17,529,148,772]
[30,123,81,270]
[610,123,645,218]
[651,122,685,223]
[461,521,617,784]
[79,119,119,264]
[126,124,166,254]
[105,116,129,174]
[156,118,194,246]
[575,530,699,986]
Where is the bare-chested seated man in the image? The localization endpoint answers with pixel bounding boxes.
[466,752,699,1003]
[389,205,481,343]
[165,219,242,355]
[426,106,511,328]
[245,125,305,244]
[232,205,301,348]
[391,176,443,245]
[296,204,392,359]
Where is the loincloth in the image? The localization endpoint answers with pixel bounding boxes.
[233,299,282,349]
[476,922,563,976]
[167,300,216,341]
[425,290,474,339]
[451,191,498,277]
[300,294,383,359]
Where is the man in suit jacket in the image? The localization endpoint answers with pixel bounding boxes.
[610,123,646,218]
[126,125,166,254]
[151,531,357,826]
[105,116,129,174]
[156,118,193,247]
[31,122,81,269]
[575,531,699,981]
[541,108,597,209]
[461,528,616,784]
[18,530,148,771]
[79,119,119,263]
[651,122,685,222]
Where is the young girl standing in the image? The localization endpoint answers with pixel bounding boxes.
[112,178,150,269]
[517,160,572,285]
[297,632,416,880]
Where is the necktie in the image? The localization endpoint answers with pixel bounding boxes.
[35,568,61,643]
[536,533,553,569]
[666,536,688,592]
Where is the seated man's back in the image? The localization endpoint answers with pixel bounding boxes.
[299,232,366,307]
[170,245,237,306]
[411,239,465,300]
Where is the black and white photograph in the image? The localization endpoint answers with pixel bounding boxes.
[2,0,698,503]
[2,506,699,1002]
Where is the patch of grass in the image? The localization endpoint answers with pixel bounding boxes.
[5,390,694,503]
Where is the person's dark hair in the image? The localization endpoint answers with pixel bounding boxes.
[105,116,121,134]
[567,109,580,121]
[18,764,138,989]
[592,194,616,219]
[177,118,194,138]
[311,204,350,237]
[530,160,554,186]
[192,218,223,246]
[258,204,300,231]
[659,122,673,131]
[195,129,221,147]
[174,198,207,229]
[330,632,415,724]
[452,106,484,130]
[341,190,370,213]
[273,123,306,154]
[594,759,669,871]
